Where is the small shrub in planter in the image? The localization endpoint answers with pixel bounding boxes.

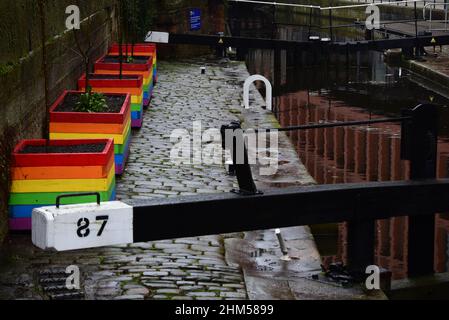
[49,90,131,175]
[94,54,154,108]
[79,74,145,128]
[8,139,116,231]
[108,43,158,86]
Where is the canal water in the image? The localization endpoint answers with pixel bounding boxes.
[230,3,449,280]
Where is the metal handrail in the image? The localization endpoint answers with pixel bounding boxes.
[230,0,430,11]
[322,0,427,10]
[230,0,449,42]
[229,0,320,9]
[423,2,449,31]
[251,117,410,134]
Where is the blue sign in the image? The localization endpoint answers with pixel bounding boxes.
[189,8,201,31]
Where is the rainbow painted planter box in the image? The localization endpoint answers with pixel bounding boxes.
[49,91,131,175]
[78,74,145,128]
[95,54,154,108]
[108,43,158,87]
[8,139,116,231]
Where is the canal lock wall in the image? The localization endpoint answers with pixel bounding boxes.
[220,58,386,299]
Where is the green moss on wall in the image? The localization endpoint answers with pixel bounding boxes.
[0,0,118,245]
[0,126,14,244]
[0,62,17,76]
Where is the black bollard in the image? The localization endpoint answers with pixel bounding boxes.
[220,122,260,195]
[401,104,438,277]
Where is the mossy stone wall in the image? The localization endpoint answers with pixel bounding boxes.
[0,0,118,243]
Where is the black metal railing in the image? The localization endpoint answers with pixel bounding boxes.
[220,103,439,277]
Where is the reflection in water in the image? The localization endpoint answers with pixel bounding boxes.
[275,91,449,279]
[231,3,449,279]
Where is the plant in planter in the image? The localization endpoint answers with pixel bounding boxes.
[49,13,133,174]
[49,91,132,175]
[78,74,145,128]
[75,88,108,113]
[108,43,158,98]
[94,54,154,110]
[108,0,156,108]
[8,139,116,231]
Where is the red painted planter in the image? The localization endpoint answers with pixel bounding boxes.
[49,90,132,176]
[107,43,158,87]
[49,90,131,124]
[108,43,157,56]
[78,74,145,129]
[94,55,153,73]
[12,139,114,167]
[78,74,143,89]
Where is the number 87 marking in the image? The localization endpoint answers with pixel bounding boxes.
[77,216,109,238]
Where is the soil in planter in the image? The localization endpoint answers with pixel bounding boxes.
[89,74,139,80]
[54,93,126,113]
[20,143,107,154]
[102,56,150,64]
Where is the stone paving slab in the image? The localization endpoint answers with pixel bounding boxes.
[413,45,449,79]
[390,45,449,95]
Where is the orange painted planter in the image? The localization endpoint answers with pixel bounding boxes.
[11,157,115,180]
[9,139,116,231]
[50,112,130,134]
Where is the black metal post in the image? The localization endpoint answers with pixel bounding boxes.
[221,122,260,195]
[221,122,237,176]
[274,47,282,91]
[271,4,276,40]
[414,1,420,58]
[345,43,350,84]
[401,104,439,277]
[215,32,225,58]
[347,195,375,277]
[329,9,334,42]
[308,7,313,39]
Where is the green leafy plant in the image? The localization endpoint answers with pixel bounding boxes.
[75,88,108,113]
[0,62,16,76]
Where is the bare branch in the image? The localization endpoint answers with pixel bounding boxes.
[72,28,88,61]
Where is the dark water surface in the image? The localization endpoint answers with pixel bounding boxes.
[230,3,449,280]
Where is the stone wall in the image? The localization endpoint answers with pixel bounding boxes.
[0,0,118,242]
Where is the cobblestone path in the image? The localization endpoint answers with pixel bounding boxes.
[116,59,240,199]
[0,57,255,300]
